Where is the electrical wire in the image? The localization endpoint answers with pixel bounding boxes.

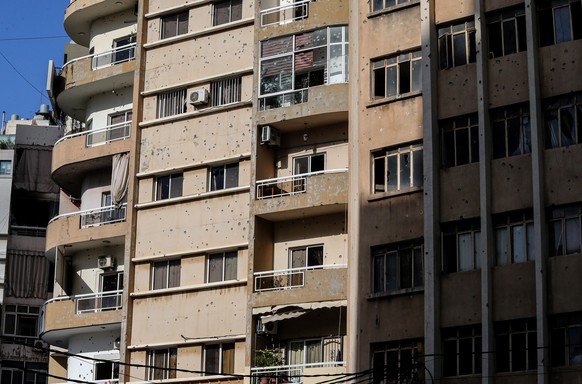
[0,50,49,102]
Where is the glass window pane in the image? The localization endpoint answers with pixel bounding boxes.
[211,166,225,191]
[386,251,398,291]
[512,333,527,371]
[496,227,509,265]
[412,149,423,188]
[400,152,411,189]
[374,157,385,193]
[550,219,564,256]
[411,58,421,91]
[458,233,473,271]
[526,222,535,261]
[307,246,324,267]
[170,174,183,198]
[475,231,482,269]
[413,247,423,287]
[373,253,385,293]
[387,155,398,192]
[205,345,220,373]
[554,6,572,43]
[399,249,412,289]
[512,225,526,263]
[387,66,397,97]
[453,33,467,66]
[565,217,580,254]
[224,252,237,281]
[502,19,517,55]
[208,254,223,282]
[225,163,239,188]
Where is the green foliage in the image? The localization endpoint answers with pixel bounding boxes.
[0,140,14,149]
[255,348,283,367]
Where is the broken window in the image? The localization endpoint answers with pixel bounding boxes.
[372,241,423,293]
[438,21,477,69]
[372,339,422,384]
[372,143,423,194]
[208,251,237,283]
[549,204,582,256]
[289,244,324,269]
[209,163,239,191]
[161,12,188,39]
[157,88,186,118]
[2,305,40,339]
[155,173,183,200]
[442,219,481,273]
[488,7,527,58]
[152,259,181,290]
[538,0,582,46]
[550,312,582,367]
[495,319,537,373]
[491,103,531,158]
[544,93,582,149]
[441,114,479,167]
[95,361,120,382]
[372,51,422,100]
[213,0,242,26]
[494,211,535,265]
[443,326,482,376]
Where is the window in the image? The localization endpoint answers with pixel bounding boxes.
[372,241,423,294]
[208,251,237,282]
[95,361,120,382]
[259,26,349,110]
[289,245,324,268]
[213,0,242,26]
[438,21,476,69]
[289,337,343,366]
[372,51,421,100]
[152,259,181,289]
[441,114,479,167]
[161,12,188,39]
[294,153,325,174]
[105,110,132,142]
[0,160,12,175]
[211,76,242,106]
[205,343,235,375]
[487,7,527,58]
[544,93,582,149]
[156,173,183,200]
[372,143,423,194]
[209,163,239,191]
[1,361,48,384]
[495,319,537,372]
[157,88,187,118]
[538,0,582,46]
[147,348,177,380]
[495,211,535,265]
[549,204,582,256]
[100,272,123,310]
[442,326,482,376]
[371,0,413,12]
[371,339,421,384]
[551,312,582,366]
[2,305,40,339]
[114,35,136,63]
[442,219,481,273]
[491,104,531,158]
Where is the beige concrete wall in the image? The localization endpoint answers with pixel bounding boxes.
[492,262,536,321]
[434,0,473,25]
[43,299,122,333]
[488,52,530,109]
[539,39,582,99]
[544,145,582,206]
[45,216,126,252]
[491,155,533,214]
[437,64,478,119]
[440,270,481,327]
[61,57,135,92]
[548,254,582,314]
[440,164,480,222]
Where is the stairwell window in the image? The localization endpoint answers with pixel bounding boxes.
[155,173,183,200]
[208,251,237,283]
[205,343,235,375]
[538,0,582,46]
[372,143,423,194]
[161,12,189,39]
[372,51,421,100]
[211,76,242,107]
[438,21,476,69]
[152,259,181,289]
[147,348,177,380]
[213,0,242,26]
[157,88,186,118]
[209,163,239,191]
[372,241,423,294]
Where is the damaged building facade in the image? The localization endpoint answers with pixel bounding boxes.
[39,0,582,383]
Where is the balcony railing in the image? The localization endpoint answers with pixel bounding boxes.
[254,264,347,292]
[260,0,310,27]
[251,362,344,384]
[259,89,308,111]
[54,120,132,148]
[11,226,46,237]
[43,290,123,315]
[256,169,348,200]
[48,203,127,229]
[92,43,136,70]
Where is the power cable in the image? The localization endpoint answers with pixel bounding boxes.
[0,50,49,102]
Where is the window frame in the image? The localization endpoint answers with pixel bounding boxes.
[2,304,40,339]
[441,219,482,273]
[438,20,477,69]
[209,162,239,191]
[491,103,531,158]
[550,312,582,367]
[94,360,120,382]
[487,7,527,58]
[372,241,424,294]
[372,143,423,194]
[147,348,177,380]
[495,318,537,373]
[0,160,12,175]
[371,0,417,13]
[213,0,243,26]
[442,326,482,377]
[160,12,189,39]
[211,76,242,107]
[155,172,184,200]
[371,50,422,100]
[157,88,187,118]
[543,92,582,149]
[538,0,582,46]
[204,342,235,375]
[494,211,535,265]
[293,153,326,175]
[440,114,479,167]
[288,244,324,269]
[371,339,422,384]
[151,259,181,290]
[207,250,238,283]
[549,204,582,257]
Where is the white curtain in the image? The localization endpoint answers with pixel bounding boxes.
[6,250,49,299]
[111,153,129,206]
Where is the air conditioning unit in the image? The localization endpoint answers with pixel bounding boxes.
[256,319,278,335]
[189,89,209,105]
[260,125,280,146]
[97,256,115,270]
[113,338,121,350]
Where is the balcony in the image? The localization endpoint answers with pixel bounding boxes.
[55,48,135,120]
[251,362,345,384]
[40,290,123,347]
[65,0,137,46]
[260,0,311,27]
[252,265,347,308]
[254,169,348,221]
[52,122,132,195]
[45,204,127,256]
[10,226,46,237]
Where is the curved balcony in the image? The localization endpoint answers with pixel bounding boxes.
[46,204,127,257]
[40,290,123,348]
[52,121,132,195]
[56,46,135,119]
[252,264,347,308]
[254,169,348,221]
[64,0,137,46]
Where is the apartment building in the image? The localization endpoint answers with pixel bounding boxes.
[0,111,60,383]
[350,0,582,383]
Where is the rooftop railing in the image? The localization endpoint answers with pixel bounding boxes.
[254,264,347,292]
[256,169,348,200]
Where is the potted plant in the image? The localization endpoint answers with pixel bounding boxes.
[255,348,284,384]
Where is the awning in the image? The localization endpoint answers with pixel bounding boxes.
[254,300,347,323]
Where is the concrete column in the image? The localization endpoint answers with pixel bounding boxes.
[524,1,549,383]
[421,0,441,380]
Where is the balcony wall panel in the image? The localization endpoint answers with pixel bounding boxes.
[46,215,126,253]
[42,299,121,337]
[488,51,529,109]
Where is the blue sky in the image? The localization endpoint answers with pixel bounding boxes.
[0,0,70,120]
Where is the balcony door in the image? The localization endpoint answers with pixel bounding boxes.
[113,35,136,64]
[100,272,123,310]
[293,153,325,191]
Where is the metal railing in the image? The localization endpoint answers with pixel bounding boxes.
[54,120,131,148]
[260,0,311,27]
[256,169,348,200]
[10,226,47,237]
[259,89,308,111]
[251,362,344,384]
[92,43,136,69]
[48,203,127,229]
[254,264,347,292]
